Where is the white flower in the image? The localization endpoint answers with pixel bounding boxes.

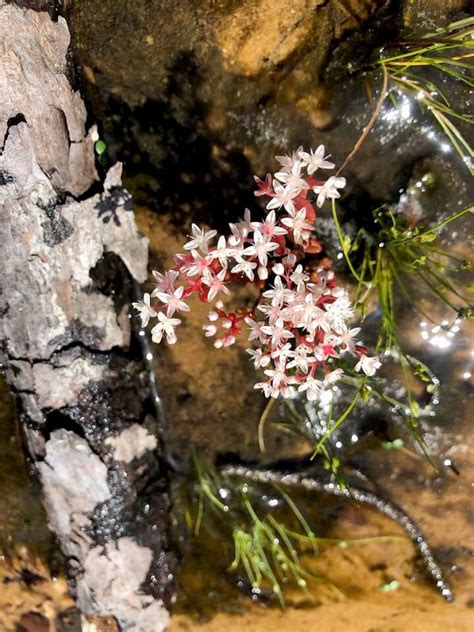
[298,376,323,402]
[282,252,297,268]
[229,209,254,246]
[203,268,230,301]
[264,366,288,387]
[324,296,354,332]
[254,380,278,398]
[262,276,294,307]
[151,312,181,344]
[271,342,294,363]
[266,180,297,213]
[203,324,217,337]
[232,258,257,281]
[235,208,254,237]
[299,145,335,174]
[245,318,268,344]
[301,301,331,334]
[323,368,344,386]
[132,293,157,327]
[281,209,314,244]
[261,319,294,347]
[247,348,271,368]
[275,146,304,172]
[290,265,309,285]
[355,355,381,376]
[228,223,246,247]
[209,235,233,267]
[274,162,309,195]
[243,231,279,267]
[222,335,236,348]
[328,327,361,354]
[313,176,346,208]
[155,285,190,317]
[286,344,314,373]
[183,223,217,253]
[257,302,284,323]
[272,263,285,276]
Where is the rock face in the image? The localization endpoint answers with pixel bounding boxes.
[66,0,391,216]
[0,2,174,629]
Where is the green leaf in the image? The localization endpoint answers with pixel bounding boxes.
[95,139,107,155]
[419,233,437,243]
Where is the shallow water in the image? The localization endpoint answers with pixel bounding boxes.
[1,3,473,630]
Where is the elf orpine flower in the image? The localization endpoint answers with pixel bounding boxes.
[133,147,381,401]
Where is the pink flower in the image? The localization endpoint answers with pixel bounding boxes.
[254,173,273,197]
[151,269,179,294]
[251,210,287,239]
[135,146,382,405]
[203,268,230,301]
[185,250,213,277]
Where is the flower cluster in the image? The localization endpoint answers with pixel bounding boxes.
[133,146,381,400]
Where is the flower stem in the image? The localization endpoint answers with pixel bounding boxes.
[258,397,276,453]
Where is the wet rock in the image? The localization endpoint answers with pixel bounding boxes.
[66,0,387,188]
[76,537,170,632]
[32,359,106,410]
[38,429,112,555]
[104,424,158,463]
[0,4,97,196]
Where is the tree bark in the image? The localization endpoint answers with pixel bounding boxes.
[0,3,174,630]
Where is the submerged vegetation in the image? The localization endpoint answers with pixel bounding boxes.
[189,457,414,606]
[148,15,474,612]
